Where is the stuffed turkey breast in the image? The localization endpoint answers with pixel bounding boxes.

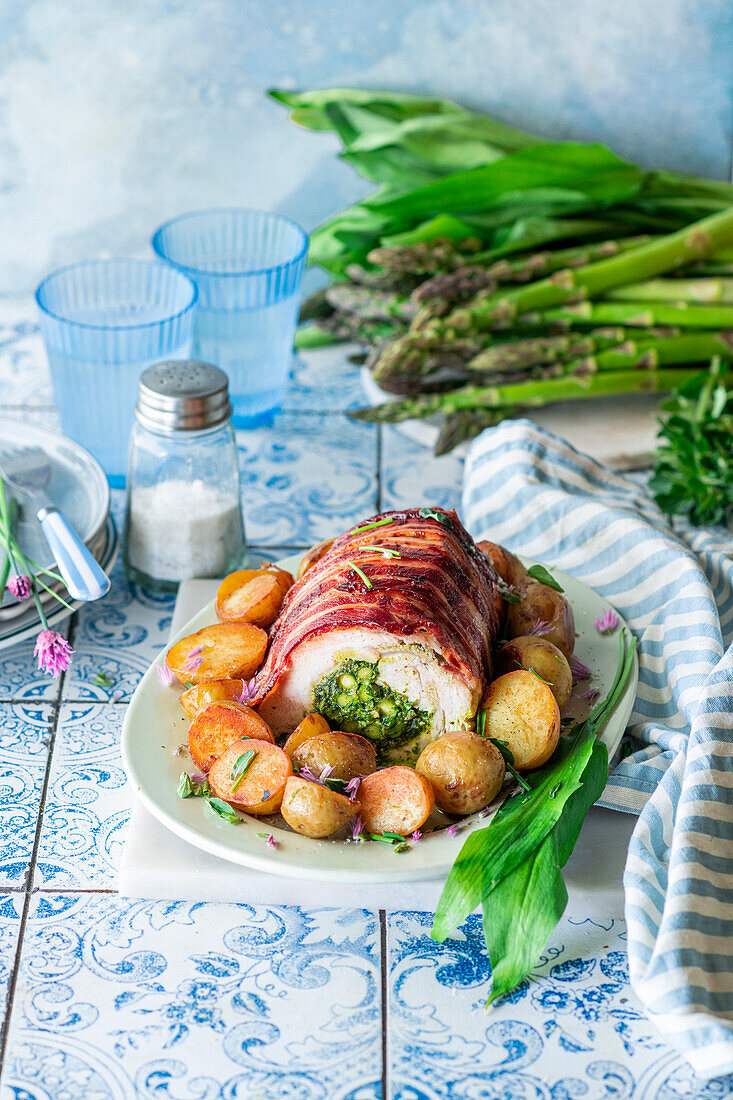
[252,507,501,762]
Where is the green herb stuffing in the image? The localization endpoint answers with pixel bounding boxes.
[433,629,636,1005]
[313,658,432,751]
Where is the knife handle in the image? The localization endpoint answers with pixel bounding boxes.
[38,507,111,602]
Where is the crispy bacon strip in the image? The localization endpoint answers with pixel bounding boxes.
[252,508,501,707]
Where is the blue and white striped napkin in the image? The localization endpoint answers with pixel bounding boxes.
[463,418,733,1081]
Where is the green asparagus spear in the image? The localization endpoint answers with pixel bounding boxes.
[325,283,417,322]
[604,276,733,304]
[558,332,733,373]
[351,367,716,423]
[464,329,628,373]
[536,301,733,329]
[444,206,733,325]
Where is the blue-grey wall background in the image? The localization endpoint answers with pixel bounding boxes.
[1,0,732,296]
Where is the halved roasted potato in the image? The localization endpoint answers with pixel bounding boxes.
[292,731,377,783]
[215,566,293,629]
[357,766,435,836]
[208,738,292,815]
[179,679,247,721]
[484,670,560,770]
[416,731,505,815]
[166,623,268,685]
[495,636,573,711]
[188,702,274,773]
[280,775,360,838]
[507,580,576,660]
[296,538,336,581]
[283,713,331,758]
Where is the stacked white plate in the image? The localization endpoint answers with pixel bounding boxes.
[0,418,117,651]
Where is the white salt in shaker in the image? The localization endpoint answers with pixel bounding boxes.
[123,360,246,591]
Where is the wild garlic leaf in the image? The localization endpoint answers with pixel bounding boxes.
[418,507,452,527]
[527,564,564,592]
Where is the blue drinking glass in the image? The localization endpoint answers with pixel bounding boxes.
[151,209,308,427]
[36,259,197,486]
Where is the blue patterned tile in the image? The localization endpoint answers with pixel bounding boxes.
[34,703,128,889]
[237,412,378,545]
[0,630,70,702]
[381,427,463,516]
[63,555,174,703]
[386,911,716,1099]
[3,895,381,1098]
[285,347,365,413]
[0,301,53,406]
[0,704,52,888]
[0,892,23,1030]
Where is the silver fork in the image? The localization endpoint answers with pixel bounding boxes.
[0,445,110,602]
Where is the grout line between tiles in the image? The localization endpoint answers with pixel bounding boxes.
[379,909,388,1100]
[0,613,75,1069]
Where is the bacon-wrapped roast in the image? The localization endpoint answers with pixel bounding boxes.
[252,508,502,762]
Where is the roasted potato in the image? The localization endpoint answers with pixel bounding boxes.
[280,775,360,838]
[188,702,275,773]
[296,538,336,581]
[292,731,377,783]
[283,713,331,757]
[358,766,435,836]
[215,566,293,629]
[484,670,560,770]
[495,636,573,711]
[477,540,526,589]
[507,579,576,660]
[179,679,247,721]
[416,731,505,815]
[166,622,268,685]
[208,738,292,815]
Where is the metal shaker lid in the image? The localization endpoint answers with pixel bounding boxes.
[136,360,232,432]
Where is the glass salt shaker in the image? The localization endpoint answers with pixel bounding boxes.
[123,360,246,591]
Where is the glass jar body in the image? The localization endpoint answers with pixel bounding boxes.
[123,421,246,591]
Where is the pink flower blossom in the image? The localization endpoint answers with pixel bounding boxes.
[111,690,123,703]
[569,655,592,683]
[236,677,257,704]
[594,609,619,635]
[349,815,365,841]
[411,830,422,843]
[266,833,277,849]
[446,824,460,839]
[7,574,31,600]
[319,764,334,782]
[182,646,204,674]
[528,619,553,637]
[34,630,73,677]
[156,661,176,687]
[345,776,362,800]
[190,771,207,784]
[580,687,600,702]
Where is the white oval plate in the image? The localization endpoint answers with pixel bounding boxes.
[122,553,638,883]
[0,416,110,612]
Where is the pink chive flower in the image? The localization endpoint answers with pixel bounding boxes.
[156,661,176,687]
[7,574,31,601]
[345,777,362,800]
[569,655,592,683]
[528,619,553,637]
[350,815,365,841]
[299,765,320,784]
[182,646,204,674]
[34,630,73,677]
[236,677,257,704]
[111,690,123,703]
[319,764,334,782]
[173,744,186,757]
[446,824,460,839]
[266,833,277,849]
[190,771,207,785]
[594,609,619,636]
[580,687,600,702]
[411,830,422,843]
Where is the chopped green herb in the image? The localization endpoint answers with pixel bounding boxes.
[418,507,452,527]
[475,707,486,737]
[184,682,193,689]
[93,671,114,688]
[205,797,240,824]
[393,843,411,853]
[380,830,407,842]
[528,667,551,687]
[365,546,401,558]
[347,560,373,589]
[527,564,564,593]
[368,832,399,845]
[350,517,394,534]
[497,578,522,603]
[489,738,531,793]
[313,658,432,750]
[324,776,348,794]
[177,772,210,798]
[230,749,257,792]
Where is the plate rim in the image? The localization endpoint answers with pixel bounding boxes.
[121,551,638,883]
